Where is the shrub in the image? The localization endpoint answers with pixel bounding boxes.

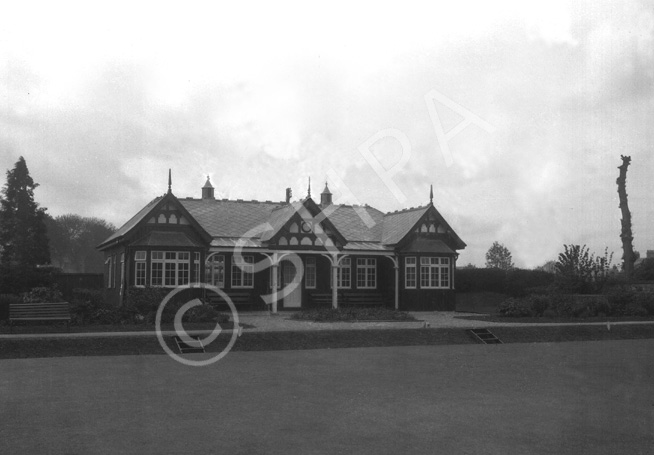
[126,286,170,317]
[22,286,64,303]
[291,307,415,322]
[183,304,229,323]
[528,295,550,316]
[497,298,533,317]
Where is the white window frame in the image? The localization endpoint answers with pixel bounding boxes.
[134,251,146,287]
[356,258,376,289]
[420,257,450,289]
[205,254,225,288]
[194,252,201,284]
[305,257,316,289]
[331,257,351,289]
[150,251,191,287]
[231,255,254,289]
[405,257,417,289]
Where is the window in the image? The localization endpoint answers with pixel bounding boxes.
[205,255,225,287]
[420,257,450,288]
[356,258,376,289]
[151,251,164,286]
[135,251,146,286]
[232,255,254,288]
[405,257,416,288]
[151,251,190,287]
[106,256,113,288]
[194,252,200,284]
[120,253,125,290]
[331,257,351,288]
[305,257,316,289]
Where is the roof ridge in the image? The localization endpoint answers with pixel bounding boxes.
[385,205,428,215]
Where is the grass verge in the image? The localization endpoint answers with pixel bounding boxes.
[1,324,653,360]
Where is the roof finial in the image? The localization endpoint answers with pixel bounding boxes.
[429,184,433,204]
[307,176,311,198]
[168,169,172,194]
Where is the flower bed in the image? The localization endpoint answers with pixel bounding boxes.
[291,307,416,322]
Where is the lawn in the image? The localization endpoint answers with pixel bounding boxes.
[1,324,653,359]
[1,340,652,454]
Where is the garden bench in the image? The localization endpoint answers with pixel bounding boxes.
[205,291,254,309]
[342,292,386,307]
[9,302,71,333]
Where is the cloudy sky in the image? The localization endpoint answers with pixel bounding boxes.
[1,0,652,268]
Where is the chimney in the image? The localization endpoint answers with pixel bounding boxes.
[202,176,214,199]
[320,182,332,207]
[285,188,292,204]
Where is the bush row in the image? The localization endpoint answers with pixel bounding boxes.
[0,286,228,325]
[292,307,415,322]
[457,268,555,296]
[498,290,654,318]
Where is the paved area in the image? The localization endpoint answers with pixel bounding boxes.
[2,340,652,454]
[2,311,654,339]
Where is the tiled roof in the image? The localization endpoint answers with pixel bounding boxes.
[381,206,429,244]
[132,231,202,247]
[99,196,163,247]
[325,205,385,241]
[102,194,465,251]
[180,199,283,238]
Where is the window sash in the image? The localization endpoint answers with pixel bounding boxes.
[405,257,416,288]
[305,257,316,289]
[205,255,225,288]
[151,251,192,287]
[419,256,450,289]
[231,255,254,288]
[356,258,376,289]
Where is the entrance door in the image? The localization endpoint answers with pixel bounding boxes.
[282,261,302,308]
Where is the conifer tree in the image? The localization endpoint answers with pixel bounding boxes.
[0,156,50,270]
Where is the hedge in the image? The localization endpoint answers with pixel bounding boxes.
[456,268,554,296]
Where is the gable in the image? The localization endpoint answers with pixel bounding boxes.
[98,192,211,251]
[263,198,346,249]
[384,204,466,250]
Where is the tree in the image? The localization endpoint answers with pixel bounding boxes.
[617,155,636,277]
[45,214,116,273]
[0,157,50,267]
[485,241,514,270]
[0,157,51,292]
[554,244,613,293]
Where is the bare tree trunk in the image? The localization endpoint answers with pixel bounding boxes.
[617,155,635,278]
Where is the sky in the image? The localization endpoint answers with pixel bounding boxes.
[1,0,652,268]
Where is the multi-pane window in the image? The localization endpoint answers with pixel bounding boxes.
[405,257,417,288]
[205,255,225,287]
[232,255,254,288]
[151,251,190,287]
[305,257,316,289]
[356,258,376,289]
[134,251,146,286]
[420,257,450,288]
[151,251,164,286]
[332,257,351,288]
[194,252,201,284]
